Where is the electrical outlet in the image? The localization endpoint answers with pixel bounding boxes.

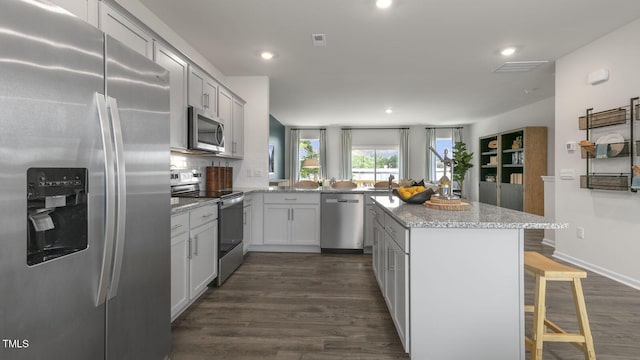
[577,227,585,239]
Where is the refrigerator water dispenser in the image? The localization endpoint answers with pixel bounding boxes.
[26,168,88,266]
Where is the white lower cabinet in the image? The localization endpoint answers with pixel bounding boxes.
[372,209,409,353]
[170,213,189,320]
[189,220,217,298]
[250,193,264,246]
[170,203,218,321]
[262,193,320,247]
[243,198,252,254]
[384,232,408,350]
[372,206,385,290]
[263,205,291,245]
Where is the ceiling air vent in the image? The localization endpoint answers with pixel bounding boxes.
[311,33,327,47]
[494,61,549,73]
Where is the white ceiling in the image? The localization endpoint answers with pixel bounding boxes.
[138,0,640,127]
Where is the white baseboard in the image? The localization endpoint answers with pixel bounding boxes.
[541,237,556,248]
[553,251,640,291]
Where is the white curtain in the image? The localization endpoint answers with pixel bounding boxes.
[453,127,463,144]
[425,128,436,182]
[340,129,352,180]
[319,128,327,180]
[289,128,300,185]
[399,128,410,180]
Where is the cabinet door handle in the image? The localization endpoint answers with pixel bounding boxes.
[243,211,247,225]
[284,198,297,201]
[388,249,395,271]
[232,141,236,153]
[291,208,294,221]
[171,224,182,231]
[201,93,206,108]
[187,238,192,259]
[194,236,199,256]
[201,213,214,219]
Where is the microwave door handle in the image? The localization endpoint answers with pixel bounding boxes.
[95,93,117,307]
[217,124,224,147]
[106,96,127,300]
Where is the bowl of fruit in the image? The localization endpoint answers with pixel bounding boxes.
[392,185,435,204]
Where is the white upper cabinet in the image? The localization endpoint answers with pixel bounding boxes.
[154,42,188,150]
[188,66,218,118]
[232,98,245,158]
[99,2,153,59]
[50,0,98,27]
[218,87,233,157]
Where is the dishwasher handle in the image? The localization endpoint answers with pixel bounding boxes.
[325,199,360,204]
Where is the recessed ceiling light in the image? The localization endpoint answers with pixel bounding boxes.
[376,0,392,9]
[500,47,517,56]
[385,108,393,114]
[261,51,274,60]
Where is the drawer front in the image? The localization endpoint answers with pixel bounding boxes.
[264,192,320,205]
[373,204,385,227]
[384,214,408,253]
[171,213,189,237]
[189,204,218,229]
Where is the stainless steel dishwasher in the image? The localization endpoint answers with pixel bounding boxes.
[320,193,364,252]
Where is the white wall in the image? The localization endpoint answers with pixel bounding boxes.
[226,76,270,187]
[467,98,555,202]
[554,18,640,288]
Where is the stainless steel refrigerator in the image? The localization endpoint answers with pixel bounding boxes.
[0,1,171,359]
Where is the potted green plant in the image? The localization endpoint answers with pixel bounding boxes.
[453,141,474,197]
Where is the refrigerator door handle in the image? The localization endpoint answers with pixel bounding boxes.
[107,96,127,300]
[95,93,117,306]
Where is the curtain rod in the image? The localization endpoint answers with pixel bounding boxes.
[341,127,410,130]
[425,126,463,130]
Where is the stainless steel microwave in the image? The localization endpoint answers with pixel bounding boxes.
[188,106,225,153]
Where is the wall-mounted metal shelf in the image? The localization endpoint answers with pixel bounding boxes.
[580,174,629,191]
[580,97,638,192]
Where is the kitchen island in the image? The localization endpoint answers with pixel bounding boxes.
[369,195,567,360]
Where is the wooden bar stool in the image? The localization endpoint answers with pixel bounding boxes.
[524,251,596,360]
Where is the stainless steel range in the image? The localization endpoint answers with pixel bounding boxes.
[171,170,244,286]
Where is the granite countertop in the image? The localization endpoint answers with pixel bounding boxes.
[171,197,219,214]
[371,195,567,230]
[171,186,390,214]
[235,186,392,194]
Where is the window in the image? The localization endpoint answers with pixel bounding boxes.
[434,136,453,182]
[351,147,399,186]
[298,137,320,181]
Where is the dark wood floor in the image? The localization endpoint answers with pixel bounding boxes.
[171,230,640,360]
[524,230,640,360]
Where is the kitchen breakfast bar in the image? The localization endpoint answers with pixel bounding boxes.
[369,195,567,360]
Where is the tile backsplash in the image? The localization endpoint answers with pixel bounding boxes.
[171,153,239,186]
